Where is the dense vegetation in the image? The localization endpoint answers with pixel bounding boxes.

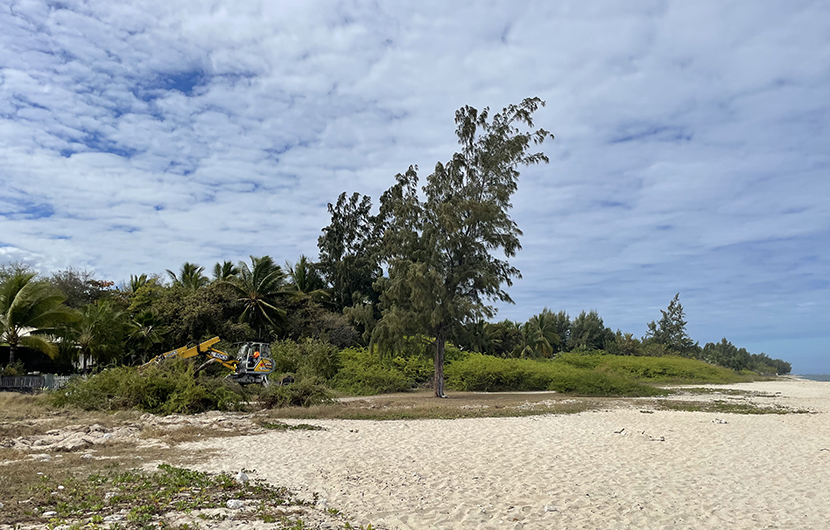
[0,99,790,411]
[0,255,788,411]
[50,340,766,413]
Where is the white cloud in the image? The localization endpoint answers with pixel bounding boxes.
[1,0,828,370]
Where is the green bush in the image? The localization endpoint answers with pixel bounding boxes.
[258,377,335,408]
[331,348,413,395]
[50,359,242,414]
[1,361,26,376]
[270,339,341,380]
[545,364,662,396]
[446,354,664,396]
[381,338,470,388]
[556,353,749,383]
[390,355,434,385]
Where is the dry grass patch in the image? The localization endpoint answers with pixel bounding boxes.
[654,399,811,415]
[0,392,51,421]
[139,423,258,445]
[263,390,605,421]
[0,443,366,529]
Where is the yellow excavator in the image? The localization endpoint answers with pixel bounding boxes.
[141,337,276,386]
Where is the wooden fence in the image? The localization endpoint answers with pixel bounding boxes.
[0,375,74,392]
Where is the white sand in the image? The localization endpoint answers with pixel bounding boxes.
[185,379,830,529]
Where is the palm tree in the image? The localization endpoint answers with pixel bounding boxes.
[0,272,78,364]
[223,256,287,340]
[70,301,129,372]
[166,262,209,290]
[128,309,167,364]
[521,310,561,358]
[461,320,495,354]
[284,255,330,302]
[129,273,149,293]
[212,260,239,281]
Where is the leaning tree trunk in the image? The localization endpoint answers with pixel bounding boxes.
[434,333,446,398]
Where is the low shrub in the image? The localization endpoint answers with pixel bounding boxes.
[1,361,26,376]
[270,339,341,380]
[50,359,242,414]
[390,355,434,385]
[546,364,662,396]
[258,377,335,408]
[331,348,413,395]
[446,354,664,396]
[556,353,750,384]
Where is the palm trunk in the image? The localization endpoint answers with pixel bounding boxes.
[434,333,446,398]
[8,343,16,365]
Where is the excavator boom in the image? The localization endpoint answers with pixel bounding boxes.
[141,337,223,368]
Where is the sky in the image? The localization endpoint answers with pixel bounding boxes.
[1,1,828,373]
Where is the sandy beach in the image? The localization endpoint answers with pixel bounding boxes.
[184,379,830,530]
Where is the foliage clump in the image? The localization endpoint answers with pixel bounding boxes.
[1,360,26,376]
[269,338,342,380]
[51,359,242,414]
[556,352,752,384]
[331,348,414,395]
[446,354,665,396]
[258,377,335,408]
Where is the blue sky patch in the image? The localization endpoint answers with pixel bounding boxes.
[0,1,827,373]
[2,200,55,220]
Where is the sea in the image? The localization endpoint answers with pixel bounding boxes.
[797,374,830,382]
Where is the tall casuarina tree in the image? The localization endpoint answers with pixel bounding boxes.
[373,98,554,397]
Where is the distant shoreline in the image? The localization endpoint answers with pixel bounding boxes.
[796,374,830,382]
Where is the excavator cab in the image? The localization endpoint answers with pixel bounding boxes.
[233,342,275,385]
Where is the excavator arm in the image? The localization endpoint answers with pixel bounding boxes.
[141,337,237,371]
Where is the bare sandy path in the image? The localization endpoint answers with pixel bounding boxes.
[184,380,830,529]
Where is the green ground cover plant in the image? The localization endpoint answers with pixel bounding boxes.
[655,399,810,414]
[260,420,325,431]
[4,462,326,528]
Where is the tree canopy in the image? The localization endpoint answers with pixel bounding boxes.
[0,271,78,364]
[317,192,382,311]
[371,97,554,396]
[645,293,697,354]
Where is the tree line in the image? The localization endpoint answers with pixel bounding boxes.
[0,259,791,378]
[0,98,790,386]
[452,295,791,375]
